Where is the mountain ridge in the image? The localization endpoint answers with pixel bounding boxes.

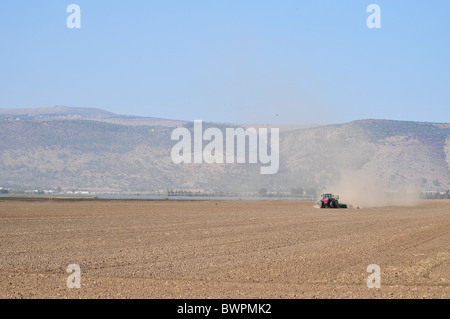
[0,105,114,116]
[0,107,449,194]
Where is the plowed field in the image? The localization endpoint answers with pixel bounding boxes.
[0,200,448,298]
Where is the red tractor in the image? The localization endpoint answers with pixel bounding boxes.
[320,193,340,208]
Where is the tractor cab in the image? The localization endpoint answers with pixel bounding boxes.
[320,193,339,208]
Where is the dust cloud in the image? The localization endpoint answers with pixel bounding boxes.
[324,169,420,208]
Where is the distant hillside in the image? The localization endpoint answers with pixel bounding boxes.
[0,106,114,116]
[0,106,187,128]
[279,120,450,194]
[0,109,449,194]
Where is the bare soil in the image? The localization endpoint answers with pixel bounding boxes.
[0,200,448,299]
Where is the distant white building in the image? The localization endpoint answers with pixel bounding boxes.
[74,191,90,195]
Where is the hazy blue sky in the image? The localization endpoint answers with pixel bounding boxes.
[0,1,449,124]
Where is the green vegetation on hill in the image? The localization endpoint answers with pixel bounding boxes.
[0,118,449,193]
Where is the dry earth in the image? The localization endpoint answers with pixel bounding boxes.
[0,200,448,299]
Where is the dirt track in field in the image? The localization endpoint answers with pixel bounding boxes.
[0,200,448,299]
